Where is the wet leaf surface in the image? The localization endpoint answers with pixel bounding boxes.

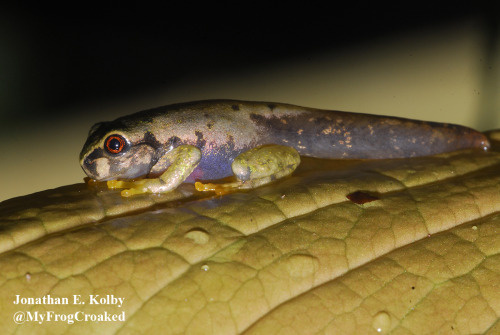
[1,133,500,334]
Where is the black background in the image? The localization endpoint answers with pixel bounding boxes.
[1,3,493,123]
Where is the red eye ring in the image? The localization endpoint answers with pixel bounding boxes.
[105,135,127,154]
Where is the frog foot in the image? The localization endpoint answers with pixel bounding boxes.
[107,179,149,197]
[195,181,241,195]
[107,179,146,189]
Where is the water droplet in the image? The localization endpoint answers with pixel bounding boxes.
[201,264,210,271]
[285,254,318,278]
[372,311,391,333]
[184,228,210,245]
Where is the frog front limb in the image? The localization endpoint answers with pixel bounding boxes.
[196,144,300,195]
[108,145,201,197]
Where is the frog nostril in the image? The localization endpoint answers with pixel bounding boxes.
[82,149,104,166]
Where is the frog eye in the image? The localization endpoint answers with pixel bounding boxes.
[105,134,128,154]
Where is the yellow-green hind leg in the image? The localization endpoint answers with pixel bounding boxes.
[196,145,300,195]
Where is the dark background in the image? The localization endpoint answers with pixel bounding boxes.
[1,4,494,124]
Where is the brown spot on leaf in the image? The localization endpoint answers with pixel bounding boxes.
[346,191,380,204]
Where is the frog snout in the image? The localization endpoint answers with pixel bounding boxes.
[80,154,111,181]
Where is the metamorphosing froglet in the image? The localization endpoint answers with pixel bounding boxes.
[80,100,490,196]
